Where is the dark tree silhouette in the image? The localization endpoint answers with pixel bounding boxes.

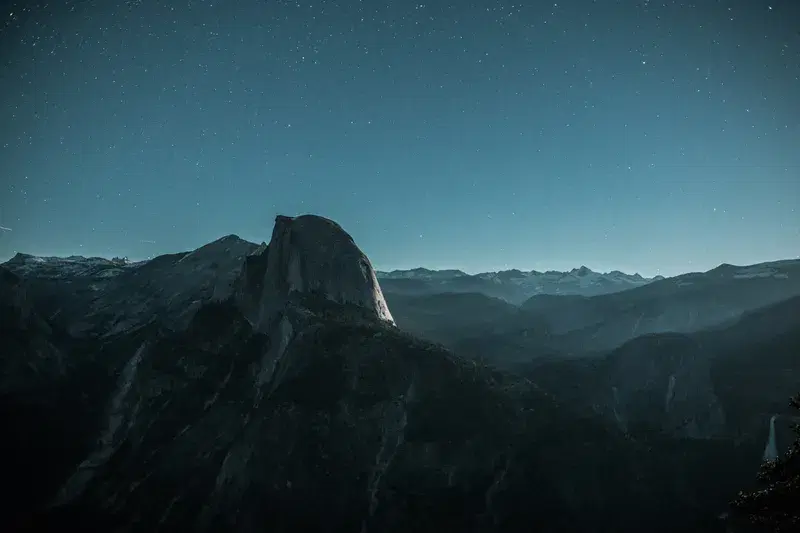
[731,394,800,533]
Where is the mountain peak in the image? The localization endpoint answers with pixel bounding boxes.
[571,266,593,276]
[239,214,394,328]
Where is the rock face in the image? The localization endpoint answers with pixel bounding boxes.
[239,215,394,331]
[0,214,787,533]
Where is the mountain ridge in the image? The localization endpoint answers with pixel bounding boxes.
[7,246,796,304]
[376,262,791,304]
[378,265,661,280]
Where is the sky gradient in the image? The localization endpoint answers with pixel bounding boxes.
[1,0,798,277]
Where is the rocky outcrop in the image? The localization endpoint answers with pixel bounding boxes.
[247,215,394,329]
[229,215,397,410]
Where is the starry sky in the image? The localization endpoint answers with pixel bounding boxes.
[1,0,798,277]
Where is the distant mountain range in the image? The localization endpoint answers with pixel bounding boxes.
[377,266,664,304]
[386,258,800,362]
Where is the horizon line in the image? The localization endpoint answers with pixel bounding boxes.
[2,248,797,281]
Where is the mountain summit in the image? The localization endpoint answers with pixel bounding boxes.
[237,215,394,330]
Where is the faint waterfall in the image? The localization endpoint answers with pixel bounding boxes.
[762,414,778,462]
[664,374,676,412]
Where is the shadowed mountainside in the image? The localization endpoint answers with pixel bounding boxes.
[388,259,800,365]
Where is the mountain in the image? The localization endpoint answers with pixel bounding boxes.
[1,214,776,532]
[514,258,800,355]
[377,266,661,304]
[518,295,800,447]
[383,292,521,347]
[1,235,259,337]
[380,259,800,369]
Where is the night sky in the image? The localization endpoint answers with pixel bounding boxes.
[1,0,798,277]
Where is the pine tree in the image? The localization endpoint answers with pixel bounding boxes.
[731,394,800,532]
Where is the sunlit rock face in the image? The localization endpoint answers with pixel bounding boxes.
[240,214,395,330]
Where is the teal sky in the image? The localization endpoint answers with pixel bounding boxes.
[1,0,798,277]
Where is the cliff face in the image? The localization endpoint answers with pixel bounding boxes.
[237,215,394,332]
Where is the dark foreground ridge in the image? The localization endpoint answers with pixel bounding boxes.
[0,214,785,532]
